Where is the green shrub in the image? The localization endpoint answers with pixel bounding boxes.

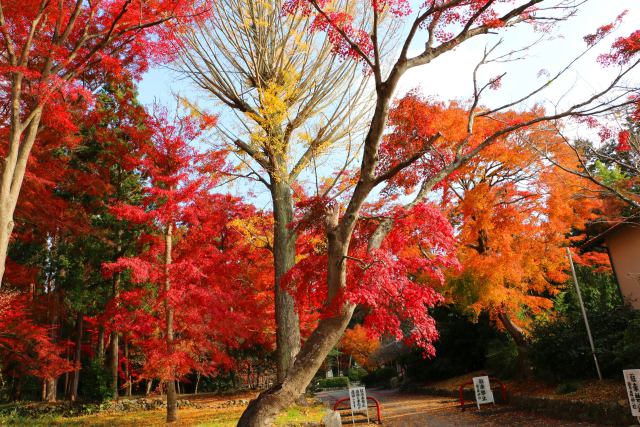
[316,376,350,389]
[619,316,640,367]
[197,371,237,393]
[347,367,368,383]
[528,266,640,382]
[80,357,113,402]
[362,367,396,388]
[530,305,640,381]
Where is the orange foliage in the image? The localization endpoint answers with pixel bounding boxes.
[442,127,604,330]
[340,325,380,369]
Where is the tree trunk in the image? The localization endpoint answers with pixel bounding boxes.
[45,377,57,402]
[270,179,301,382]
[97,326,105,361]
[497,311,531,378]
[110,274,121,399]
[164,223,178,422]
[146,379,153,396]
[0,217,13,286]
[195,372,200,395]
[238,78,400,424]
[238,303,355,426]
[63,356,70,399]
[124,336,132,396]
[110,330,119,398]
[70,313,83,401]
[238,222,355,426]
[0,109,42,287]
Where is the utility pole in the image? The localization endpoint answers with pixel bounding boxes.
[566,248,602,381]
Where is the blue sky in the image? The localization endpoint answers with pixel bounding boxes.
[139,0,639,108]
[136,0,640,206]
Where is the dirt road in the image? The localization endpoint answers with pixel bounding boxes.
[315,389,607,426]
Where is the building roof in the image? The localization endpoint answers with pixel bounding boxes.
[581,218,640,250]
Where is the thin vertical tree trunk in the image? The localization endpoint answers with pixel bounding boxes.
[97,326,105,361]
[124,336,132,396]
[46,280,61,403]
[110,330,119,398]
[110,273,120,399]
[70,312,83,401]
[164,223,178,422]
[111,229,123,398]
[195,372,200,395]
[270,178,301,382]
[63,354,70,399]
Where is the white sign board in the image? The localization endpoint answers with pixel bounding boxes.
[472,376,495,410]
[348,387,367,411]
[348,387,369,424]
[623,369,640,417]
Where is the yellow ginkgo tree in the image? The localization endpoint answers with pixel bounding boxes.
[176,0,372,381]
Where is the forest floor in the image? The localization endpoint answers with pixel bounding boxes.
[0,392,324,426]
[0,374,634,426]
[0,389,613,427]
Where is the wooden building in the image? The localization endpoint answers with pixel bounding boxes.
[588,222,640,309]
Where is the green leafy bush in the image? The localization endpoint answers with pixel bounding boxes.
[347,367,368,383]
[530,305,640,380]
[80,357,113,402]
[197,371,238,393]
[529,267,640,381]
[316,376,349,389]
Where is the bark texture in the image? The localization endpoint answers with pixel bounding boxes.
[70,313,83,401]
[0,110,42,286]
[165,223,178,422]
[270,179,301,382]
[237,304,355,426]
[97,327,105,361]
[110,331,118,398]
[45,377,57,402]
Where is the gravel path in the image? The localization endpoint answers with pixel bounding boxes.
[315,389,607,426]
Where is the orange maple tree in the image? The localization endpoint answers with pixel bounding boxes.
[340,325,380,369]
[441,126,604,372]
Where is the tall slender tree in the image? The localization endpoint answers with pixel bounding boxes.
[176,0,371,381]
